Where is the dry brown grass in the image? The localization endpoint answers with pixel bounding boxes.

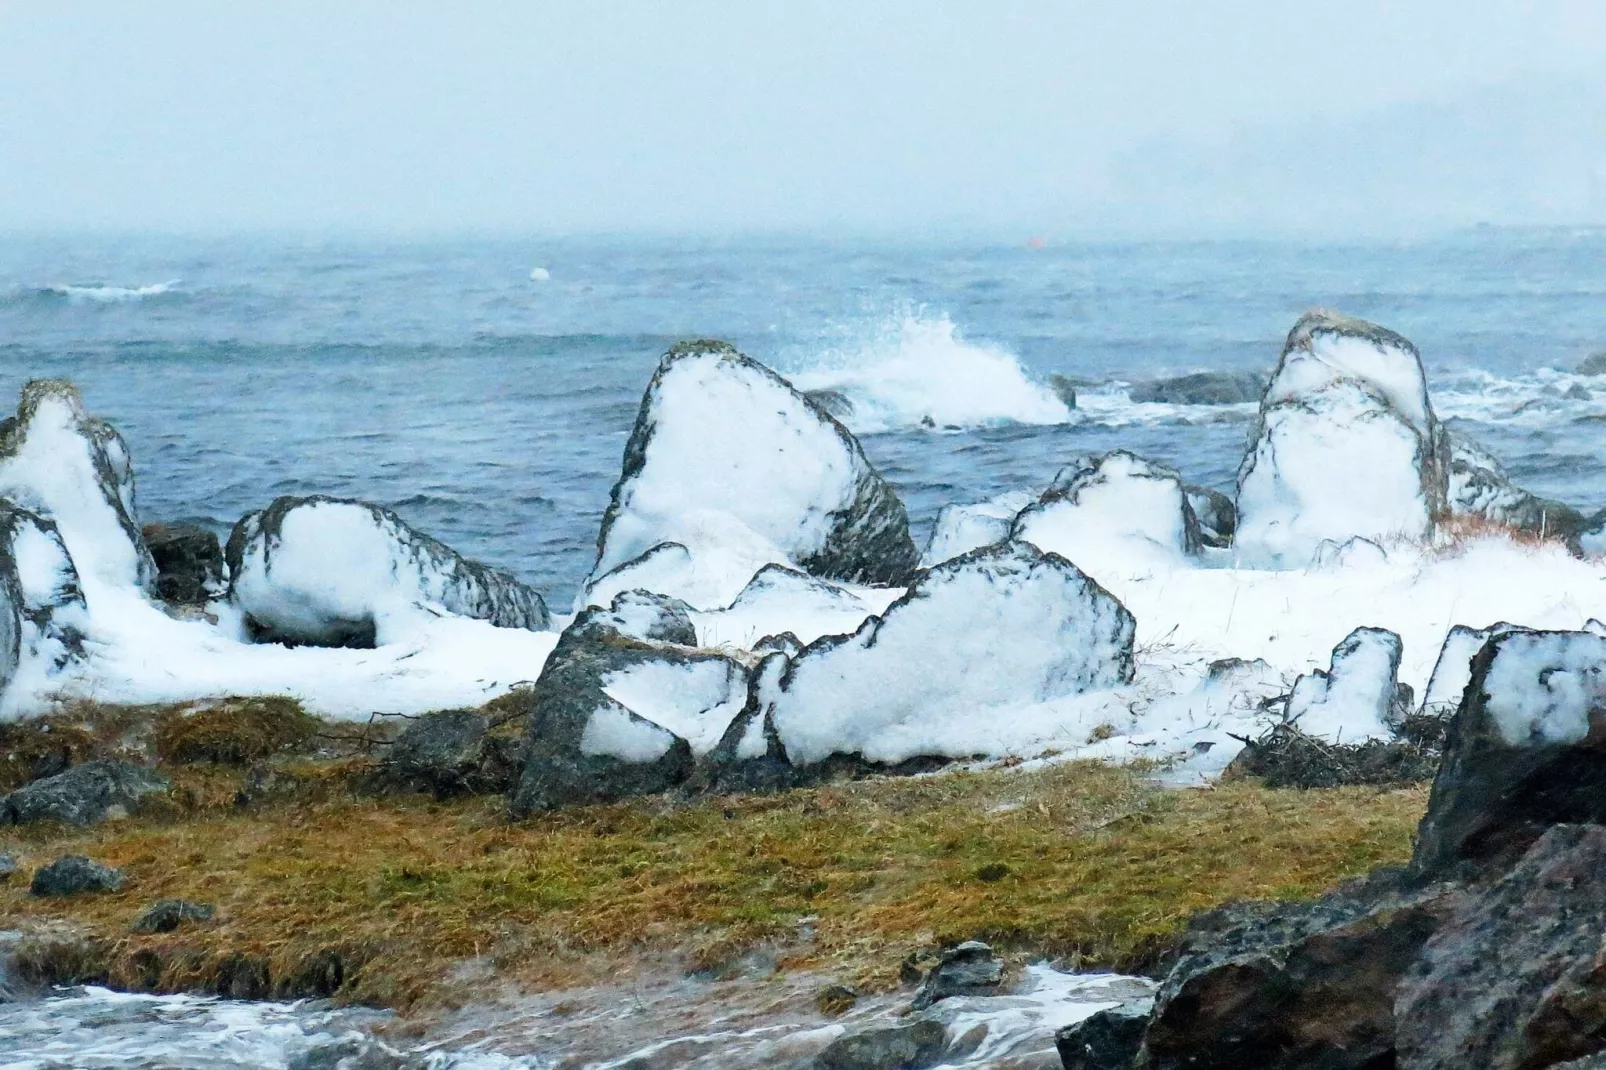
[0,757,1427,1012]
[1432,513,1564,555]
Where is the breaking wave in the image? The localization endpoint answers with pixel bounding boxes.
[785,309,1072,433]
[4,279,184,305]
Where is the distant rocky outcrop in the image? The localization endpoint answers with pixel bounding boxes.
[1236,310,1451,564]
[226,495,549,647]
[1130,370,1266,406]
[1446,427,1586,544]
[1576,351,1606,376]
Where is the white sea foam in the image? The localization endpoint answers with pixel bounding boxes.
[43,280,183,303]
[786,309,1071,433]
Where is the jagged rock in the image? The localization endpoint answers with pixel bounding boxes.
[805,1019,947,1070]
[1049,374,1080,410]
[1578,352,1606,376]
[600,589,699,646]
[911,941,1005,1009]
[30,854,125,896]
[1129,371,1266,406]
[1185,486,1236,549]
[1013,451,1202,564]
[1397,825,1606,1070]
[922,492,1033,567]
[132,898,215,933]
[714,541,1134,774]
[1411,628,1606,878]
[585,341,919,610]
[1283,627,1409,743]
[1139,870,1459,1069]
[1235,310,1450,565]
[2,759,168,826]
[226,495,548,647]
[0,502,90,695]
[142,521,224,605]
[380,709,519,798]
[1446,427,1586,543]
[1055,1003,1152,1070]
[509,610,748,815]
[0,379,155,589]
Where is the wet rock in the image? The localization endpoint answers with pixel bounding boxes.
[1236,310,1450,565]
[278,948,347,999]
[804,387,857,420]
[806,1018,947,1070]
[587,340,919,605]
[1055,1003,1151,1070]
[1446,427,1586,545]
[213,953,272,1000]
[143,521,224,605]
[1185,486,1236,549]
[2,759,168,826]
[509,610,747,815]
[1397,825,1606,1070]
[31,854,125,896]
[912,941,1005,1009]
[1129,370,1266,406]
[1411,628,1606,878]
[226,494,549,647]
[816,983,860,1016]
[1138,870,1458,1069]
[288,1037,405,1070]
[132,898,215,933]
[1049,374,1080,410]
[380,709,519,798]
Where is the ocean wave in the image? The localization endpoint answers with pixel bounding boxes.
[785,308,1072,433]
[1431,367,1606,427]
[3,279,184,305]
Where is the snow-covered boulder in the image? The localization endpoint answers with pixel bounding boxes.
[0,503,90,702]
[225,495,549,648]
[693,563,890,649]
[1235,311,1450,565]
[1446,428,1585,544]
[1283,627,1409,742]
[585,341,919,610]
[1013,451,1201,566]
[596,590,698,646]
[0,380,154,590]
[713,540,1135,774]
[509,610,749,814]
[1413,628,1606,876]
[921,491,1033,566]
[1420,622,1520,716]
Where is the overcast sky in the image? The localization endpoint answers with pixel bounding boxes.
[3,2,1605,234]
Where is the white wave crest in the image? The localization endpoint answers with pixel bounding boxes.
[46,279,182,303]
[787,309,1071,433]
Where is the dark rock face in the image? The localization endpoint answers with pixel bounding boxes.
[509,611,747,815]
[143,521,224,605]
[806,1019,947,1070]
[380,709,519,798]
[1446,428,1587,544]
[1130,371,1266,406]
[1056,1003,1152,1070]
[1411,628,1606,879]
[132,898,215,933]
[1397,825,1606,1070]
[1049,373,1080,410]
[226,494,549,647]
[1185,486,1236,549]
[1138,871,1458,1070]
[2,759,168,826]
[589,340,919,593]
[31,854,125,896]
[804,387,857,420]
[598,589,699,646]
[1578,352,1606,376]
[911,941,1005,1009]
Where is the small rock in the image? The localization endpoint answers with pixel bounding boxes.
[288,1037,405,1070]
[143,521,224,605]
[807,1019,947,1070]
[0,852,17,880]
[1056,1003,1152,1070]
[912,941,1005,1010]
[2,759,168,826]
[132,898,215,933]
[816,983,859,1016]
[1049,374,1079,410]
[381,709,518,798]
[31,854,125,897]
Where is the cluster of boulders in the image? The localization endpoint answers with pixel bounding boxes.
[1057,623,1606,1069]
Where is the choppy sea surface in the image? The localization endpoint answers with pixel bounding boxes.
[5,230,1606,607]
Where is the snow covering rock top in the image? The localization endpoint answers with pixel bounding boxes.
[1235,310,1450,565]
[226,495,550,647]
[1446,427,1584,543]
[922,491,1033,567]
[1477,629,1606,747]
[587,341,919,605]
[0,380,155,590]
[1284,627,1406,743]
[1013,450,1201,566]
[758,539,1136,766]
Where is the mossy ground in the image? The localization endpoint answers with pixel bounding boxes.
[1,705,1429,1013]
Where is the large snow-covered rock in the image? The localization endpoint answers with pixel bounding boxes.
[1235,311,1450,565]
[225,495,550,647]
[1013,451,1201,566]
[585,341,919,610]
[1284,627,1408,743]
[719,540,1135,771]
[921,491,1033,566]
[1420,622,1519,716]
[0,380,154,590]
[1413,628,1606,876]
[693,563,893,649]
[1446,427,1586,543]
[509,609,749,814]
[0,503,90,702]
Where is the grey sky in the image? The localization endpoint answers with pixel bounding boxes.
[3,2,1604,234]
